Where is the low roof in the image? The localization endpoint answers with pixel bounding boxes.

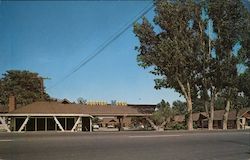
[173,108,250,122]
[213,110,235,120]
[213,108,250,120]
[238,107,250,118]
[173,112,207,122]
[8,101,154,116]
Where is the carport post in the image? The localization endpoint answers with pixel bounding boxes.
[89,117,92,132]
[65,118,67,130]
[14,117,16,131]
[35,118,37,131]
[117,116,124,131]
[45,117,47,131]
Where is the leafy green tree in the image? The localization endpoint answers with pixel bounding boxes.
[206,0,250,130]
[134,0,205,130]
[239,69,250,99]
[152,100,172,125]
[146,100,173,131]
[0,70,50,106]
[133,0,249,131]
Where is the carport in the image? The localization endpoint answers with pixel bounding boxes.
[0,101,154,132]
[0,100,94,132]
[0,114,93,132]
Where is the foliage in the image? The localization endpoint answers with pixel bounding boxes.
[233,94,249,111]
[134,1,201,95]
[133,0,250,130]
[166,122,187,130]
[172,100,187,115]
[92,117,101,124]
[192,98,206,112]
[151,100,172,126]
[77,97,87,104]
[239,68,250,98]
[0,70,50,105]
[206,0,249,99]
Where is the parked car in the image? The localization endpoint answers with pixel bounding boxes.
[107,124,115,128]
[92,124,99,129]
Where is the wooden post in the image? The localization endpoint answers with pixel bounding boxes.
[65,118,67,130]
[45,117,47,131]
[14,117,16,131]
[117,116,124,131]
[35,118,37,131]
[89,117,92,132]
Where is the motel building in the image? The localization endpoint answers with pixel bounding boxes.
[0,96,155,132]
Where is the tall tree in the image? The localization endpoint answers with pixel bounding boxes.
[0,70,50,106]
[207,0,250,130]
[134,0,204,130]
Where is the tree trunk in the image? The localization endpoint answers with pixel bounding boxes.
[160,120,168,129]
[236,117,241,130]
[208,89,216,130]
[187,98,193,130]
[145,117,162,131]
[208,118,213,130]
[176,78,193,131]
[223,100,230,130]
[204,100,209,129]
[236,109,241,130]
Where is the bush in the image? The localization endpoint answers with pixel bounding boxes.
[166,122,187,130]
[193,123,198,129]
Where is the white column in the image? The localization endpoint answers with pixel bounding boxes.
[89,117,92,132]
[45,117,47,131]
[65,118,67,130]
[14,117,16,131]
[35,118,37,131]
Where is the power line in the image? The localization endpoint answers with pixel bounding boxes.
[48,2,154,90]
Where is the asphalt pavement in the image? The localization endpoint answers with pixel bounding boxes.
[0,130,249,160]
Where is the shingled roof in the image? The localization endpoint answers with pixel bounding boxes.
[173,112,207,122]
[173,107,250,122]
[8,101,154,116]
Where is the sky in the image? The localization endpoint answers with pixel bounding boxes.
[0,1,184,105]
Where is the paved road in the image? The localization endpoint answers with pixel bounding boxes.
[0,131,249,160]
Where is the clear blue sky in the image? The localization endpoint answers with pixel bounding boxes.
[0,1,186,105]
